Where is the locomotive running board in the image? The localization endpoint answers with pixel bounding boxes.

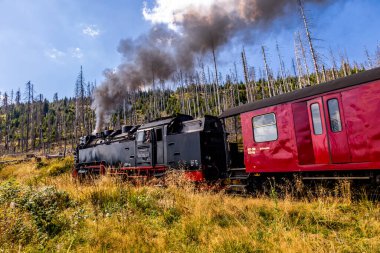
[227,168,246,171]
[302,176,371,180]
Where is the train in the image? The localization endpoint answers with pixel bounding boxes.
[74,67,380,192]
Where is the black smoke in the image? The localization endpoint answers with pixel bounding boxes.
[92,0,331,132]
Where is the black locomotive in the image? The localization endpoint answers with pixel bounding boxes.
[74,114,227,181]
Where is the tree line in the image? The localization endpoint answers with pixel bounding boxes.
[0,0,379,155]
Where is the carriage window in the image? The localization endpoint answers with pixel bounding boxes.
[252,113,278,142]
[311,103,323,135]
[327,99,342,132]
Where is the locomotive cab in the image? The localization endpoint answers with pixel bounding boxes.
[135,115,193,168]
[166,115,227,181]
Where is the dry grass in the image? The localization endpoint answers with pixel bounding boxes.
[0,159,380,252]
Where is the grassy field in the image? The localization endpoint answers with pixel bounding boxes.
[0,157,379,252]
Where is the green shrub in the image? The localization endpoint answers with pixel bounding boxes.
[89,188,128,216]
[0,179,20,204]
[0,209,36,248]
[35,157,74,176]
[19,186,72,237]
[183,221,202,244]
[163,207,181,225]
[128,191,158,216]
[46,157,74,176]
[36,160,47,169]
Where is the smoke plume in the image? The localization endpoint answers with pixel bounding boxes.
[92,0,330,132]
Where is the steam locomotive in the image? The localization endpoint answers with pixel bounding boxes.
[74,67,380,191]
[74,115,227,182]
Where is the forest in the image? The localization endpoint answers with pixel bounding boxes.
[0,42,379,156]
[0,38,380,154]
[0,0,379,156]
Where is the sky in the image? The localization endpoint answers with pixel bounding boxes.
[0,0,379,100]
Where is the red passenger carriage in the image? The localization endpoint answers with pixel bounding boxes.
[221,67,380,186]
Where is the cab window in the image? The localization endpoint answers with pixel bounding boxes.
[155,128,163,142]
[136,130,151,143]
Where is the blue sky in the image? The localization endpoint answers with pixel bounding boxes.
[0,0,379,100]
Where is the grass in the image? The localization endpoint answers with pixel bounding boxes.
[0,157,379,252]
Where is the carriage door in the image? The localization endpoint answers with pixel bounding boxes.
[153,127,164,165]
[307,98,330,164]
[323,94,351,163]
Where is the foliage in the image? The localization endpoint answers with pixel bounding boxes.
[0,159,380,252]
[19,186,72,237]
[39,156,74,176]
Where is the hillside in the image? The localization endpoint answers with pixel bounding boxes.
[0,157,379,252]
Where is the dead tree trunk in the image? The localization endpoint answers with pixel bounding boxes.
[364,47,374,69]
[262,46,274,97]
[329,47,338,80]
[212,45,222,115]
[297,31,311,86]
[298,0,320,84]
[276,42,289,93]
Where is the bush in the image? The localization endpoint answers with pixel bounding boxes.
[163,207,181,225]
[35,157,74,176]
[0,179,20,204]
[46,157,74,176]
[89,187,161,217]
[89,188,128,216]
[128,191,158,216]
[0,208,36,248]
[19,186,72,236]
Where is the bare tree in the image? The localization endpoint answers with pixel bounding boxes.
[24,81,34,151]
[2,92,9,152]
[276,41,288,93]
[298,0,320,84]
[241,47,253,103]
[211,44,222,114]
[262,46,275,97]
[329,47,339,80]
[233,62,241,105]
[364,47,374,69]
[74,66,85,138]
[295,31,311,86]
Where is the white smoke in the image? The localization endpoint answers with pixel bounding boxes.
[143,0,220,26]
